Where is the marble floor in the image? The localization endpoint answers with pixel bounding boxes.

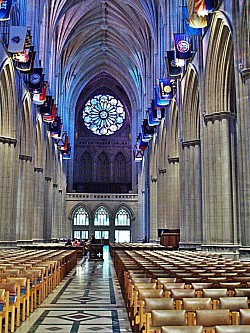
[14,246,132,333]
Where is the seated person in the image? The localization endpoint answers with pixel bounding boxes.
[65,238,72,246]
[72,239,79,246]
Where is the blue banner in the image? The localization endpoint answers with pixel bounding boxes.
[0,0,12,21]
[165,51,183,78]
[148,108,161,126]
[174,33,192,59]
[158,78,174,100]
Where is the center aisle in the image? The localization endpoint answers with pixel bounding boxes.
[15,246,133,333]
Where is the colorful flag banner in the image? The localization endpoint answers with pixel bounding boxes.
[57,131,68,151]
[8,26,27,53]
[151,100,165,120]
[15,48,35,73]
[138,133,148,150]
[39,96,53,115]
[154,86,170,107]
[28,68,43,91]
[182,7,202,35]
[133,143,144,162]
[43,103,57,123]
[0,0,12,21]
[186,0,208,27]
[174,33,192,59]
[24,30,32,49]
[32,82,47,105]
[142,118,155,138]
[194,0,216,16]
[12,49,29,62]
[62,143,71,159]
[165,51,183,78]
[158,78,174,100]
[147,108,161,127]
[49,116,63,139]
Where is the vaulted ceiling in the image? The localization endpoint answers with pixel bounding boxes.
[45,0,161,134]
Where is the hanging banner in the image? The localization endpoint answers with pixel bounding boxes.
[158,78,174,100]
[182,7,202,35]
[15,48,35,73]
[142,119,154,138]
[43,103,57,122]
[147,108,161,127]
[0,0,12,21]
[138,134,148,151]
[133,143,144,162]
[32,82,47,105]
[57,131,68,151]
[28,68,43,91]
[174,33,192,59]
[194,0,216,16]
[186,0,208,27]
[39,96,53,115]
[8,26,27,53]
[62,143,71,159]
[165,51,182,78]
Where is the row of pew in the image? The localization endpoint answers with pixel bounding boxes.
[0,248,77,333]
[112,248,250,333]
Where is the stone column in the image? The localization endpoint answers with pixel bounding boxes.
[202,111,238,253]
[165,157,180,229]
[149,178,158,241]
[44,176,53,241]
[0,137,18,244]
[237,69,250,246]
[18,155,34,241]
[51,183,59,238]
[157,168,167,230]
[180,140,202,248]
[33,167,45,241]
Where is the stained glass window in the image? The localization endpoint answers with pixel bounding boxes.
[73,207,89,226]
[94,206,110,226]
[82,94,125,135]
[115,208,131,226]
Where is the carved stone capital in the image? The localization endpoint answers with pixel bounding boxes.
[182,139,201,148]
[0,136,17,147]
[45,176,52,182]
[34,167,43,173]
[19,155,32,162]
[53,183,58,188]
[204,111,236,124]
[167,156,179,164]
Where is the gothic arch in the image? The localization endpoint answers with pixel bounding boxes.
[114,152,127,183]
[70,203,92,220]
[96,151,110,182]
[201,11,238,246]
[182,64,200,141]
[19,94,33,156]
[240,0,250,68]
[205,12,235,114]
[0,59,17,137]
[113,203,135,221]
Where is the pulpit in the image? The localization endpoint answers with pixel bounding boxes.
[89,244,104,261]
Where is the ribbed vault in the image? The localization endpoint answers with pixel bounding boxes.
[47,0,158,129]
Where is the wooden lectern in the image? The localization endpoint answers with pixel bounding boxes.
[89,244,104,261]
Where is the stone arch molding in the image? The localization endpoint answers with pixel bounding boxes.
[0,59,17,139]
[182,64,200,142]
[205,11,235,115]
[70,204,92,220]
[113,203,135,222]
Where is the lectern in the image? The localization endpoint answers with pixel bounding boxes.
[89,244,104,261]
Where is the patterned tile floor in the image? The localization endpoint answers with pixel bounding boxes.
[15,246,132,333]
